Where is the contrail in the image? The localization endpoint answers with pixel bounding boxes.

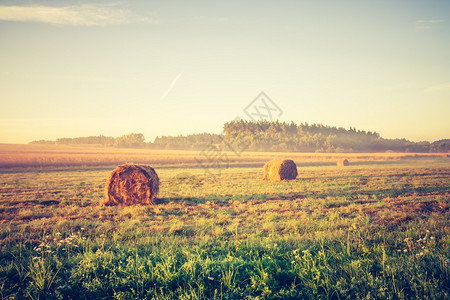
[160,72,183,101]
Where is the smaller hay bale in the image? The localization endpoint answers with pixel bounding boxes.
[337,159,349,167]
[105,164,159,206]
[263,159,298,181]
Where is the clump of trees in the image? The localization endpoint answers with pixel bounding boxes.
[150,133,223,150]
[30,133,145,148]
[221,120,440,153]
[430,139,450,153]
[55,135,116,146]
[30,121,449,153]
[115,133,145,148]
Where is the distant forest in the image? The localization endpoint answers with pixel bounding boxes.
[30,120,450,153]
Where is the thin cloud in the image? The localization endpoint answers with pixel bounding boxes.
[160,72,183,101]
[415,19,444,29]
[0,4,158,26]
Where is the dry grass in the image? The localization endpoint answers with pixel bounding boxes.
[0,143,447,169]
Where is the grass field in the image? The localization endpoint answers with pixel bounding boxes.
[0,146,449,299]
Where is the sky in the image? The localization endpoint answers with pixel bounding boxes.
[0,0,449,144]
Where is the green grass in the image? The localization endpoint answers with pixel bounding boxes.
[0,159,449,299]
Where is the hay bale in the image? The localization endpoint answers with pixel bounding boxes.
[263,159,298,181]
[337,159,349,166]
[105,164,159,206]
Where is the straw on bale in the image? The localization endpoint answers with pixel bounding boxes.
[263,159,298,181]
[105,164,159,206]
[337,159,349,166]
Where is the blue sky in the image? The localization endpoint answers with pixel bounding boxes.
[0,0,449,143]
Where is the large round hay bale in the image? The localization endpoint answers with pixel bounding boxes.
[263,159,298,181]
[105,164,159,206]
[337,159,349,166]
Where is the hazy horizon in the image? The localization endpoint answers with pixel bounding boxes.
[19,119,450,145]
[1,0,449,144]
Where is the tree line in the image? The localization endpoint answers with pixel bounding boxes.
[30,121,449,153]
[221,120,433,153]
[30,133,146,148]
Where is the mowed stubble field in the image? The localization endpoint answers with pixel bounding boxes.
[0,144,449,299]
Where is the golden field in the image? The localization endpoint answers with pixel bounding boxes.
[0,143,446,169]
